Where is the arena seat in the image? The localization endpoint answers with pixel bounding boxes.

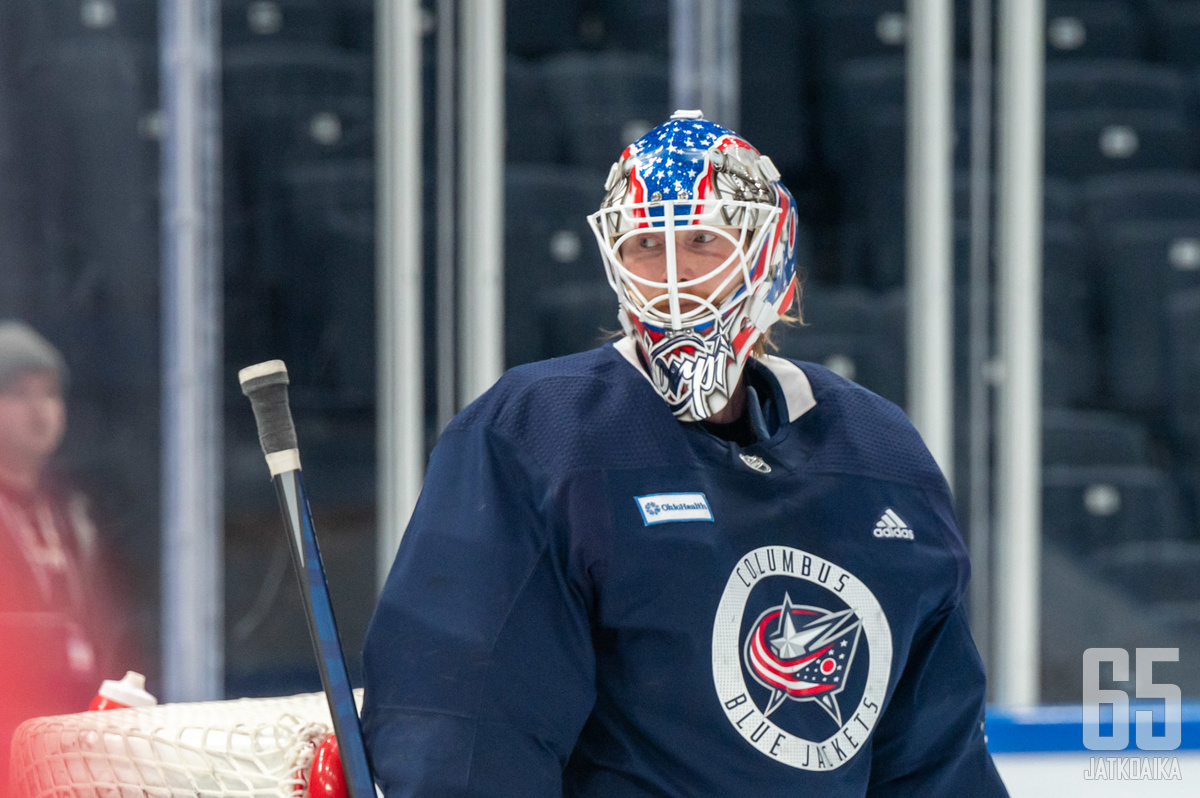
[15,39,159,398]
[1042,464,1185,552]
[1042,409,1153,466]
[224,95,371,288]
[1045,109,1194,179]
[538,52,669,171]
[229,156,373,330]
[507,0,580,57]
[0,32,33,314]
[739,0,807,176]
[774,287,907,407]
[861,106,972,185]
[1165,286,1200,456]
[275,95,373,165]
[505,165,604,281]
[859,199,1091,356]
[222,45,372,275]
[1083,170,1200,230]
[859,109,970,288]
[821,57,971,198]
[1042,221,1091,308]
[1092,540,1200,605]
[865,174,1079,291]
[7,0,157,59]
[536,281,620,361]
[338,0,374,52]
[506,57,563,164]
[540,1,812,169]
[599,0,668,55]
[283,160,374,230]
[504,165,608,366]
[1043,61,1194,179]
[820,57,962,284]
[820,56,905,176]
[222,44,372,112]
[947,276,1097,409]
[278,214,375,407]
[1042,177,1083,224]
[16,38,147,123]
[1099,220,1200,412]
[228,200,374,410]
[1043,0,1146,60]
[1042,339,1102,410]
[222,0,341,48]
[280,159,374,257]
[1148,0,1200,67]
[1043,222,1100,405]
[809,0,908,83]
[320,216,375,403]
[864,175,937,291]
[229,94,374,208]
[945,0,1143,61]
[1045,60,1188,112]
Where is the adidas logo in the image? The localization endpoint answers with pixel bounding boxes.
[873,509,914,540]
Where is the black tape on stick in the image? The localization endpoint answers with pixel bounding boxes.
[238,360,298,457]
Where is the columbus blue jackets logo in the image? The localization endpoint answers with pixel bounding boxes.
[744,594,862,724]
[713,546,892,771]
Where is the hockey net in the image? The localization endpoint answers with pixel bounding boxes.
[9,690,362,798]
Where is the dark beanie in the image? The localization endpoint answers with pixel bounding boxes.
[0,321,68,391]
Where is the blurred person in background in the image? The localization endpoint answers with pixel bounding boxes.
[0,321,131,789]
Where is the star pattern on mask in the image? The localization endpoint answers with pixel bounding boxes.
[633,119,728,201]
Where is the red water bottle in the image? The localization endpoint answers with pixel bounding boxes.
[89,671,158,711]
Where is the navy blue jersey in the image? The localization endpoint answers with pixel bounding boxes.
[362,340,1008,797]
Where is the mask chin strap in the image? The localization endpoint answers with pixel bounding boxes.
[664,202,681,328]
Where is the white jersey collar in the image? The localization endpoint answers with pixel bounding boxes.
[755,354,817,423]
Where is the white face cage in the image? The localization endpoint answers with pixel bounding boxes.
[587,199,782,333]
[587,196,784,421]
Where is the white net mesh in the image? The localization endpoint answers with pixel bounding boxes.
[10,690,363,798]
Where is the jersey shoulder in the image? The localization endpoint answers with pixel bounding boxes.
[782,359,949,494]
[446,344,682,476]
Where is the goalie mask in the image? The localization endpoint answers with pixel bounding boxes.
[588,111,799,422]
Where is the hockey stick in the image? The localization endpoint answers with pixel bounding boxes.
[239,360,375,798]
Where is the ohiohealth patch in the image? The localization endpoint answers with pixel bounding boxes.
[635,493,714,525]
